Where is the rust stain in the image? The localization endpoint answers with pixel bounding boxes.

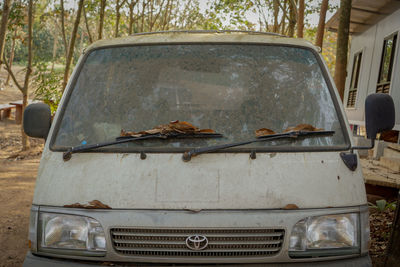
[64,200,112,209]
[282,204,299,210]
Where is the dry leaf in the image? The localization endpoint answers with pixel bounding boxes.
[64,200,111,209]
[283,124,323,133]
[282,204,299,210]
[255,128,276,137]
[121,120,216,137]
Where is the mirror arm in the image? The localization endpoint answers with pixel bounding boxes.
[350,138,375,153]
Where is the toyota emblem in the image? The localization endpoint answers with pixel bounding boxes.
[185,235,209,250]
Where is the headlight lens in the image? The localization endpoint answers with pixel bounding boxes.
[289,213,359,257]
[39,213,106,253]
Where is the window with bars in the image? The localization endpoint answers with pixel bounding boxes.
[376,33,397,94]
[347,52,362,108]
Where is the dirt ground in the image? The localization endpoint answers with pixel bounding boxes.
[0,67,43,267]
[0,120,43,267]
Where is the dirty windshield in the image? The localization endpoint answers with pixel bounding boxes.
[52,44,348,151]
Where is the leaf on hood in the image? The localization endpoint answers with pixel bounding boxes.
[64,200,111,209]
[283,124,324,133]
[255,128,276,137]
[121,120,216,137]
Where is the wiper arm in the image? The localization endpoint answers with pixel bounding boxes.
[182,130,335,162]
[63,132,223,161]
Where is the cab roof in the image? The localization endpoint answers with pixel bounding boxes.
[86,30,320,52]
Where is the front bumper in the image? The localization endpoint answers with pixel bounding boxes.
[30,206,369,264]
[24,252,372,267]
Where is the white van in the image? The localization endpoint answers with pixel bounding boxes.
[22,31,395,266]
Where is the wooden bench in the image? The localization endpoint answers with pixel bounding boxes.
[9,100,40,124]
[0,104,15,121]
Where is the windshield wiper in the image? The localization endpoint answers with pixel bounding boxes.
[63,132,223,161]
[182,130,335,162]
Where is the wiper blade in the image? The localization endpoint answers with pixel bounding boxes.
[63,132,223,161]
[182,130,335,162]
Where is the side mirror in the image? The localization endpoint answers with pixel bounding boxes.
[365,93,395,139]
[341,93,395,172]
[23,103,52,139]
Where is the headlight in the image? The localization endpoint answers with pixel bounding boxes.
[289,213,360,258]
[39,213,106,255]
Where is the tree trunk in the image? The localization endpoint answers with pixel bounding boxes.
[115,0,120,38]
[334,0,352,101]
[21,92,29,150]
[128,0,135,34]
[287,0,297,37]
[0,0,12,69]
[315,0,329,48]
[51,31,58,71]
[83,5,93,43]
[62,0,84,92]
[297,0,304,38]
[21,0,34,151]
[6,31,16,85]
[60,0,68,58]
[280,0,287,35]
[273,0,279,33]
[98,0,106,39]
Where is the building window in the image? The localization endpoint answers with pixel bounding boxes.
[376,33,398,94]
[347,52,362,108]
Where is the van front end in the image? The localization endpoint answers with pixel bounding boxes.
[23,32,373,266]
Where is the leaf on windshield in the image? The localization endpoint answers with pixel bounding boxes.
[121,120,216,137]
[255,128,276,137]
[283,124,324,133]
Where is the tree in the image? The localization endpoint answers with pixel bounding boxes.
[296,0,304,37]
[287,0,297,37]
[334,0,352,101]
[62,0,84,92]
[60,0,68,58]
[3,0,34,151]
[115,0,127,37]
[83,3,93,43]
[98,0,106,39]
[315,0,329,49]
[0,0,13,69]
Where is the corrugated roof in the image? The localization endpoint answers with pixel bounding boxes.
[326,0,400,34]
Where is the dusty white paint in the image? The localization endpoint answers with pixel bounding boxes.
[33,32,365,210]
[33,150,366,209]
[344,9,400,129]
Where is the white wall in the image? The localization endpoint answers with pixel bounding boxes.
[343,8,400,129]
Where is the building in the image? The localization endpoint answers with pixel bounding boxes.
[326,0,400,142]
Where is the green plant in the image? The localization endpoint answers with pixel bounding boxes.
[369,199,397,212]
[33,62,64,114]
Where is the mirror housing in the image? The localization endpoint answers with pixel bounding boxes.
[365,93,395,139]
[23,103,52,139]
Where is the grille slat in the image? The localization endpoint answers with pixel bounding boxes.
[111,228,284,258]
[114,247,281,252]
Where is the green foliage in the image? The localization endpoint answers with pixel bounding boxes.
[33,62,64,114]
[369,199,397,212]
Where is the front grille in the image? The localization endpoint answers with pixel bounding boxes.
[110,228,284,258]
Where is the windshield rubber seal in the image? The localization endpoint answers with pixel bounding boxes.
[49,42,351,154]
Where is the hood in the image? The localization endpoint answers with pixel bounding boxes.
[33,150,366,209]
